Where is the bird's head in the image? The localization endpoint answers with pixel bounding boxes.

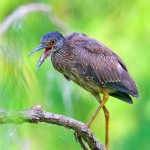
[29,31,65,70]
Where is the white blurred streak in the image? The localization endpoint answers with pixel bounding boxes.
[0,3,69,36]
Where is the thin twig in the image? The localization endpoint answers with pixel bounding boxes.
[74,131,88,150]
[0,105,105,150]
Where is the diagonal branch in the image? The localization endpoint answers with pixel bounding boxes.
[0,105,105,150]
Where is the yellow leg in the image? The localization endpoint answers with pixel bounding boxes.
[102,89,109,150]
[87,89,109,127]
[87,103,102,127]
[87,89,109,149]
[103,106,109,150]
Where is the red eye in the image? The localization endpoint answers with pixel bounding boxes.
[49,40,56,45]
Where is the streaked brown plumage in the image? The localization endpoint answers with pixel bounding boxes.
[30,31,139,149]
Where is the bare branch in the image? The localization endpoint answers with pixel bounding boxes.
[0,105,105,150]
[0,3,69,36]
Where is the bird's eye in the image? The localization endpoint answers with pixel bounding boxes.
[49,40,56,45]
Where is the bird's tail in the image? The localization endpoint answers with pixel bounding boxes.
[107,71,139,100]
[110,92,133,104]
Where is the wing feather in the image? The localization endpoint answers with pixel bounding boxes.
[69,33,138,97]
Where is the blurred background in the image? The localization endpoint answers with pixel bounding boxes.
[0,0,149,150]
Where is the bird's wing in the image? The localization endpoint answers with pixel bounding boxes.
[69,33,138,96]
[70,33,122,83]
[82,41,123,84]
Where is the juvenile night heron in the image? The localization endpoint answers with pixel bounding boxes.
[29,31,139,149]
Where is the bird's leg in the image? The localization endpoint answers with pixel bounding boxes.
[102,105,109,150]
[86,104,102,127]
[102,89,109,150]
[86,93,102,127]
[93,93,109,149]
[87,89,109,127]
[87,90,109,149]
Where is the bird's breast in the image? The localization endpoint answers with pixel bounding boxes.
[51,50,74,73]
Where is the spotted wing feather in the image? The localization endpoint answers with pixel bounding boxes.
[68,33,139,98]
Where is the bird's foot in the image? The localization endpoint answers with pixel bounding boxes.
[86,121,91,129]
[85,123,93,136]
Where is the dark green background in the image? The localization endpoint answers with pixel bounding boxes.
[0,0,149,150]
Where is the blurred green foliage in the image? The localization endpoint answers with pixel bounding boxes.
[0,0,150,150]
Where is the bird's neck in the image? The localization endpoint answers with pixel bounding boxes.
[51,46,72,73]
